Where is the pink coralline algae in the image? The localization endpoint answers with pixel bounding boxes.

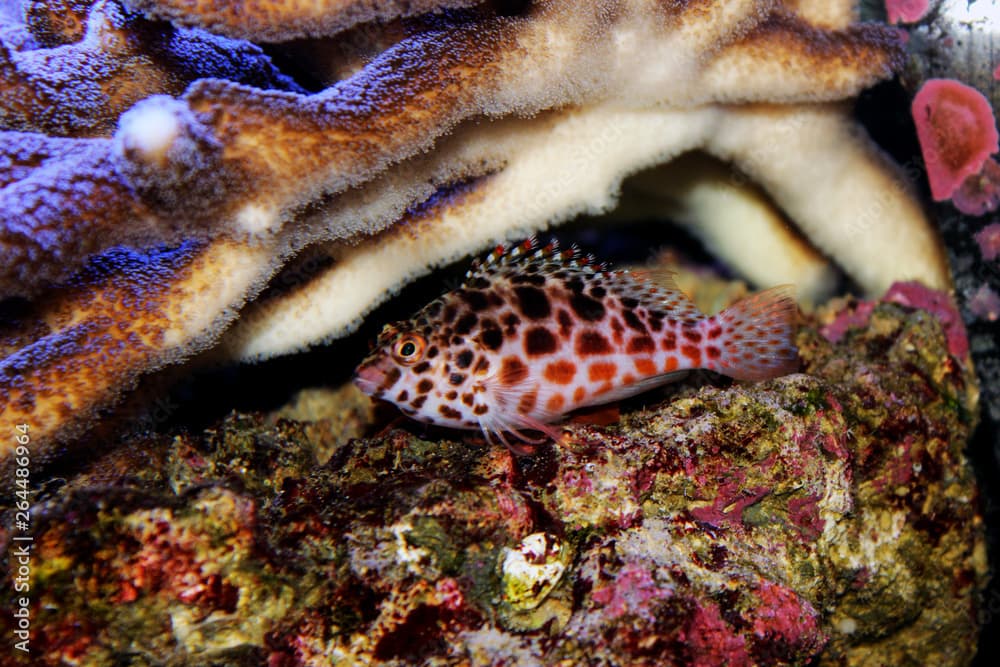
[912,79,1000,208]
[822,281,969,359]
[885,0,930,24]
[590,563,671,621]
[968,284,1000,322]
[0,286,986,666]
[952,156,1000,216]
[975,222,1000,261]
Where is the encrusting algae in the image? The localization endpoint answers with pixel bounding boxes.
[0,279,986,666]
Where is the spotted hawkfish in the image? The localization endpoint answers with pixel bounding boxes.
[354,238,798,449]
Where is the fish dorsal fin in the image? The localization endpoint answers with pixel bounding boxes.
[463,236,602,287]
[614,267,705,323]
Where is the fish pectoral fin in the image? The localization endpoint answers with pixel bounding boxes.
[479,374,565,445]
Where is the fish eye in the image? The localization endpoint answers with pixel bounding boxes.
[392,334,426,364]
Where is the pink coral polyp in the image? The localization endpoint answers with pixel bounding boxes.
[953,157,1000,216]
[885,0,929,24]
[912,79,999,201]
[975,223,1000,261]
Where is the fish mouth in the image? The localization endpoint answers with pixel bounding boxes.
[353,363,386,397]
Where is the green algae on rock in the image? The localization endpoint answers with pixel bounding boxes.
[0,283,987,666]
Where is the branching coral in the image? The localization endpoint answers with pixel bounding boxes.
[0,0,952,459]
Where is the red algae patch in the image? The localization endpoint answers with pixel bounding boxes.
[912,79,999,201]
[885,0,930,24]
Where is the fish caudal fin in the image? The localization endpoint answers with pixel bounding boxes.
[705,286,799,381]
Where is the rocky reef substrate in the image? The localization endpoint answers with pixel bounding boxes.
[0,283,987,666]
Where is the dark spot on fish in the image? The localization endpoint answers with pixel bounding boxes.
[570,293,605,321]
[707,325,723,339]
[426,346,439,359]
[473,357,490,373]
[487,291,503,307]
[396,390,409,402]
[440,405,463,420]
[459,290,488,310]
[449,373,466,386]
[525,327,558,356]
[467,276,490,289]
[706,346,721,359]
[462,393,474,406]
[480,328,503,351]
[385,367,402,385]
[662,331,677,351]
[455,349,474,368]
[683,329,702,343]
[681,345,701,363]
[412,361,430,374]
[623,309,645,332]
[648,313,664,332]
[411,395,428,409]
[627,336,655,353]
[620,296,639,309]
[442,304,457,323]
[445,390,458,400]
[576,331,612,355]
[511,273,546,285]
[416,379,433,394]
[502,312,521,334]
[566,277,585,294]
[557,309,574,337]
[455,313,478,335]
[514,286,551,319]
[425,301,443,317]
[589,285,606,298]
[474,404,489,415]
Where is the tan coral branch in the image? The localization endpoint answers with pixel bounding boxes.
[0,238,275,456]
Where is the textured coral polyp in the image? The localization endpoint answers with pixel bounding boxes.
[912,79,1000,202]
[976,223,1000,261]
